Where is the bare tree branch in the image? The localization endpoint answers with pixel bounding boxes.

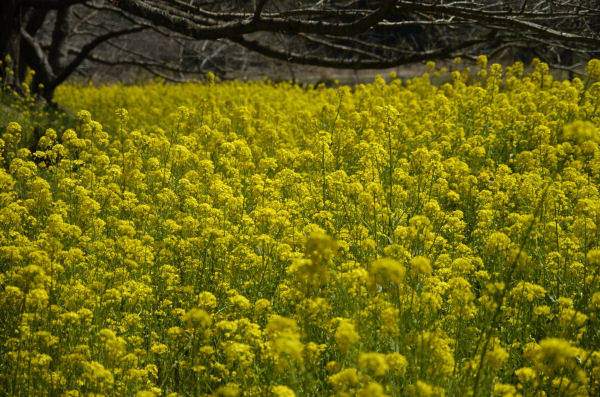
[20,27,55,82]
[50,25,148,90]
[2,0,599,101]
[115,0,398,39]
[393,1,600,45]
[230,33,491,69]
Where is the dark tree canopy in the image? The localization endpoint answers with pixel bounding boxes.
[1,0,599,100]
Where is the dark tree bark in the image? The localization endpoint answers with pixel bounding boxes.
[1,1,22,84]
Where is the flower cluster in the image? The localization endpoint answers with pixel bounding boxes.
[1,59,600,396]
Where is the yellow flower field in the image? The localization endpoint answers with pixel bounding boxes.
[2,57,600,396]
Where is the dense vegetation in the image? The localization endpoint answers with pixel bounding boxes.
[1,58,600,396]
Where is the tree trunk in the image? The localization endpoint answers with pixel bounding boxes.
[0,1,22,88]
[0,2,58,101]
